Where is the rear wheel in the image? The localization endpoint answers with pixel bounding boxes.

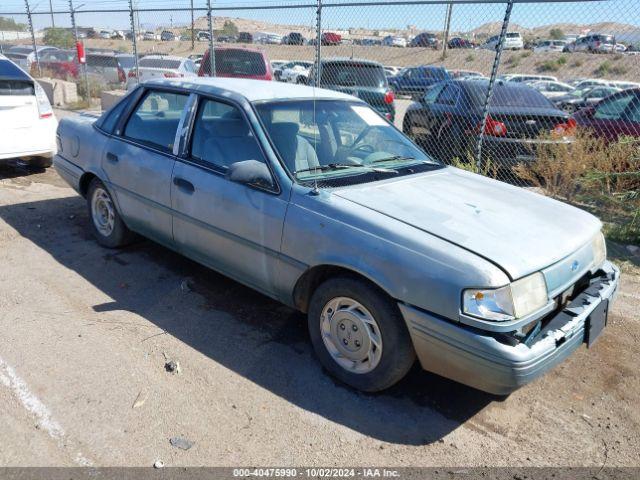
[308,277,415,392]
[87,178,135,248]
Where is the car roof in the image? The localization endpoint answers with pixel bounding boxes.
[140,55,185,61]
[144,77,358,102]
[320,57,383,66]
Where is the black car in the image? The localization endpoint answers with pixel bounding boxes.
[410,32,439,48]
[403,80,572,166]
[284,32,305,45]
[237,32,253,43]
[310,58,396,121]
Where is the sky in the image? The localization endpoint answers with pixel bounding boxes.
[1,0,639,34]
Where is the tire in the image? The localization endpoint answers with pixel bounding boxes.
[87,178,135,248]
[308,276,415,392]
[26,156,52,169]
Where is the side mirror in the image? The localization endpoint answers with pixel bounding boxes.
[226,160,274,189]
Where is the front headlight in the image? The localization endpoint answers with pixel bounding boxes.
[463,272,548,322]
[592,232,606,269]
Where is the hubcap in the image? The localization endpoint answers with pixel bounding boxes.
[91,187,115,237]
[320,297,383,374]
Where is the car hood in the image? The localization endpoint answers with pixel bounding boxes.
[333,167,601,280]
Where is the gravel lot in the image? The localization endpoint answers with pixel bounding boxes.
[0,113,639,467]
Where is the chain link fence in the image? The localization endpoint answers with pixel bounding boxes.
[1,0,639,222]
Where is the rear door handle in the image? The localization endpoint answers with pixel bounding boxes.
[106,152,119,163]
[173,177,195,193]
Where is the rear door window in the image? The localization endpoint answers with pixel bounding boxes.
[190,97,266,171]
[123,90,189,152]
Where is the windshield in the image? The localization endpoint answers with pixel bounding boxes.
[321,63,387,88]
[255,99,439,183]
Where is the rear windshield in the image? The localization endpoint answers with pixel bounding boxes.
[211,49,266,76]
[5,53,28,60]
[321,63,387,88]
[0,59,31,80]
[7,47,32,55]
[0,80,34,96]
[87,55,119,67]
[468,84,553,108]
[139,58,181,69]
[117,56,135,68]
[506,32,521,38]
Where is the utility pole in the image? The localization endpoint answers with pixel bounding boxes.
[49,0,56,28]
[441,3,453,59]
[24,0,40,77]
[190,0,194,50]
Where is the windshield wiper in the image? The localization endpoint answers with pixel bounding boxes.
[370,155,440,166]
[294,163,397,176]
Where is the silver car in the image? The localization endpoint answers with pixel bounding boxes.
[53,78,619,395]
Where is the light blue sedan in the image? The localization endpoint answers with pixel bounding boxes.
[53,78,619,394]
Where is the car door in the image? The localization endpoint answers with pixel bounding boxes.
[170,96,288,296]
[587,91,638,142]
[102,88,189,246]
[409,83,444,142]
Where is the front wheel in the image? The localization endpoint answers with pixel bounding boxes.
[87,178,135,248]
[308,277,415,392]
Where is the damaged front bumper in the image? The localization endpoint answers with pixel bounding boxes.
[400,261,619,395]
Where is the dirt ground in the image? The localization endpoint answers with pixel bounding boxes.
[0,150,639,467]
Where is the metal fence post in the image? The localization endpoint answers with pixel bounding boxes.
[441,3,453,59]
[207,0,215,77]
[24,0,40,77]
[314,0,322,87]
[128,0,140,84]
[475,0,514,166]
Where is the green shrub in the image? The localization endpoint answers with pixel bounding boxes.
[595,60,612,76]
[514,133,640,246]
[537,60,560,72]
[556,55,568,65]
[465,53,475,62]
[43,28,74,49]
[571,59,583,68]
[520,50,532,58]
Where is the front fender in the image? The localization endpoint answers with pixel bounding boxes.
[278,184,509,321]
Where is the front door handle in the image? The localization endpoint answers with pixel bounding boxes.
[173,177,195,193]
[106,152,119,163]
